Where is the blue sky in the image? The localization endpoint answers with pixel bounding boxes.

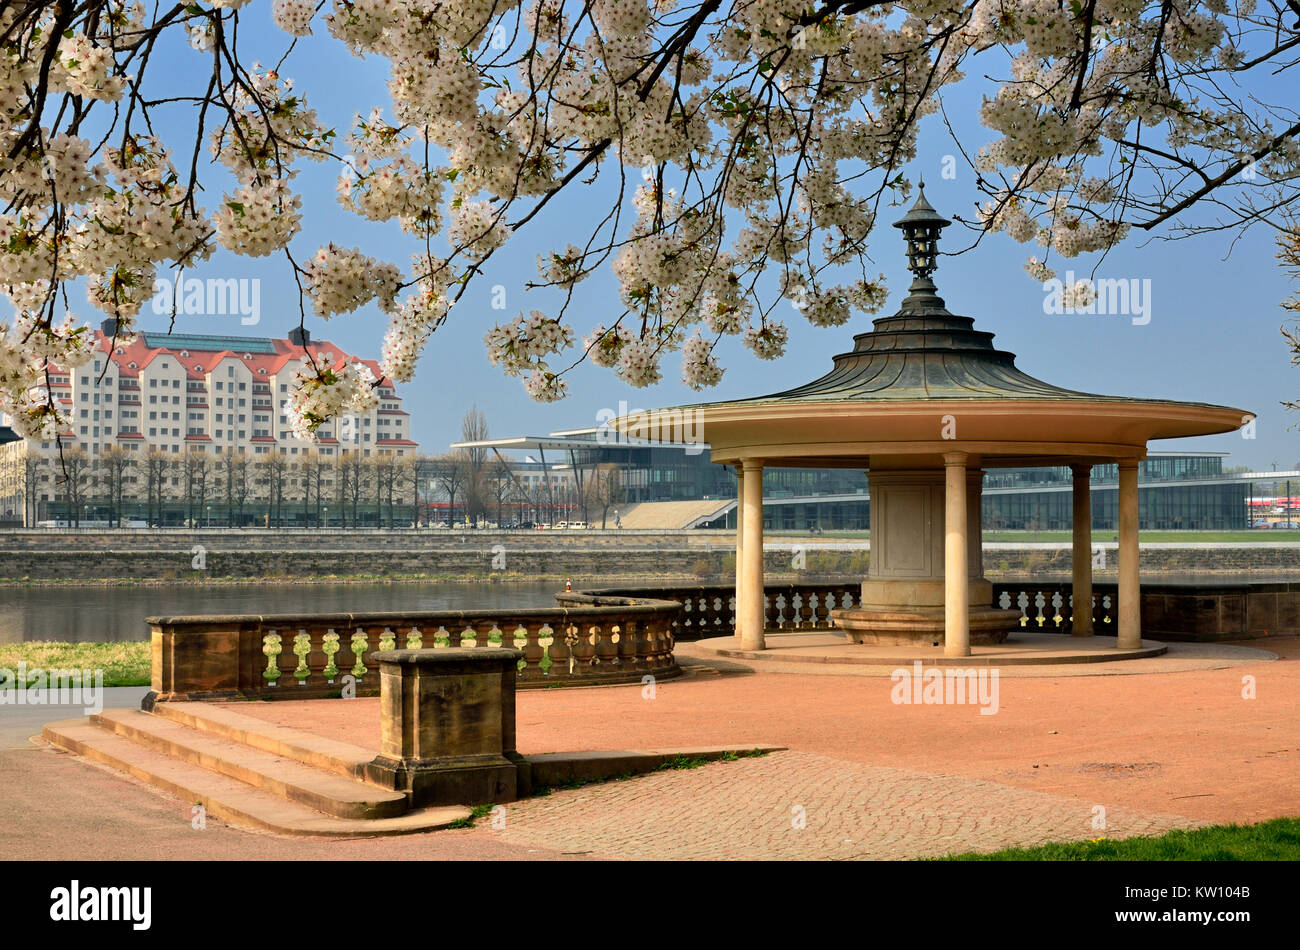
[114,7,1299,471]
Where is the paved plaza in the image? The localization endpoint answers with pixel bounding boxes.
[2,635,1295,860]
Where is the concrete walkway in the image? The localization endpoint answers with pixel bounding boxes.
[0,686,148,750]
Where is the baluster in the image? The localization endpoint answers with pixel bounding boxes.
[262,631,282,687]
[291,630,312,686]
[549,624,575,676]
[1101,594,1112,625]
[594,623,618,667]
[322,630,340,683]
[617,619,637,667]
[1016,591,1029,627]
[378,626,396,651]
[404,625,423,649]
[1033,591,1047,627]
[499,622,522,651]
[1051,592,1064,629]
[521,623,545,678]
[633,619,654,669]
[349,629,368,678]
[998,591,1011,610]
[573,624,598,669]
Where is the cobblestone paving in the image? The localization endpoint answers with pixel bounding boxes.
[486,750,1202,860]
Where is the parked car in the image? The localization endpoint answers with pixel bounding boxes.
[1276,521,1300,529]
[567,521,588,529]
[1251,521,1272,529]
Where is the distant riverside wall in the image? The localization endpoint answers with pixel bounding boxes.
[1,531,1299,582]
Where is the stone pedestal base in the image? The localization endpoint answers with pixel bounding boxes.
[831,605,1023,646]
[365,647,525,808]
[364,753,522,807]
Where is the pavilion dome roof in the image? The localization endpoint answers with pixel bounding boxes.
[741,186,1140,405]
[616,187,1251,467]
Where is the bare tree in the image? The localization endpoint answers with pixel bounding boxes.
[219,452,251,527]
[587,466,626,530]
[142,450,172,528]
[459,406,490,525]
[429,452,467,527]
[55,448,95,526]
[182,449,212,528]
[257,452,290,528]
[100,446,134,527]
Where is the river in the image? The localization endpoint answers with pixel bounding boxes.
[0,581,570,643]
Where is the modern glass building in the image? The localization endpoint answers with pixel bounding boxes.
[462,429,1266,531]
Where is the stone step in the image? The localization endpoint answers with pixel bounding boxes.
[41,719,470,837]
[91,709,406,821]
[149,702,374,781]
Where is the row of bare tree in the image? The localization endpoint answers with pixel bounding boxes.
[19,408,625,528]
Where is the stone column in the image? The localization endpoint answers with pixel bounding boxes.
[1071,464,1094,637]
[734,466,744,638]
[739,459,766,651]
[1117,459,1141,649]
[943,452,970,657]
[363,648,525,806]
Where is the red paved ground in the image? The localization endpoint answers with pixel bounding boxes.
[224,635,1300,826]
[3,636,1294,860]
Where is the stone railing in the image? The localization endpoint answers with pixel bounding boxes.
[145,595,682,703]
[991,581,1119,634]
[569,580,1124,639]
[563,582,861,640]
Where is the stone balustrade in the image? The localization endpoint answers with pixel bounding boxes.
[145,594,682,704]
[563,582,861,640]
[992,581,1118,633]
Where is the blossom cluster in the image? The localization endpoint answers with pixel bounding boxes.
[0,0,1277,430]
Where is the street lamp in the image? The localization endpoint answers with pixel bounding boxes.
[323,505,329,529]
[206,505,211,529]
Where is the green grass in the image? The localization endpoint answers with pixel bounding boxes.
[936,818,1300,861]
[0,641,150,687]
[982,530,1300,544]
[447,803,497,830]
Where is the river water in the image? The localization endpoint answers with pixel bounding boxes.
[0,581,569,643]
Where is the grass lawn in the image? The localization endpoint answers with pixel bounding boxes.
[769,530,1300,543]
[937,818,1300,860]
[982,531,1300,544]
[0,641,151,687]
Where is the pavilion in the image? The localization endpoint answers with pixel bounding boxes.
[615,188,1253,657]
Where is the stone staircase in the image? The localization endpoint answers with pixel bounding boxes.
[41,703,470,836]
